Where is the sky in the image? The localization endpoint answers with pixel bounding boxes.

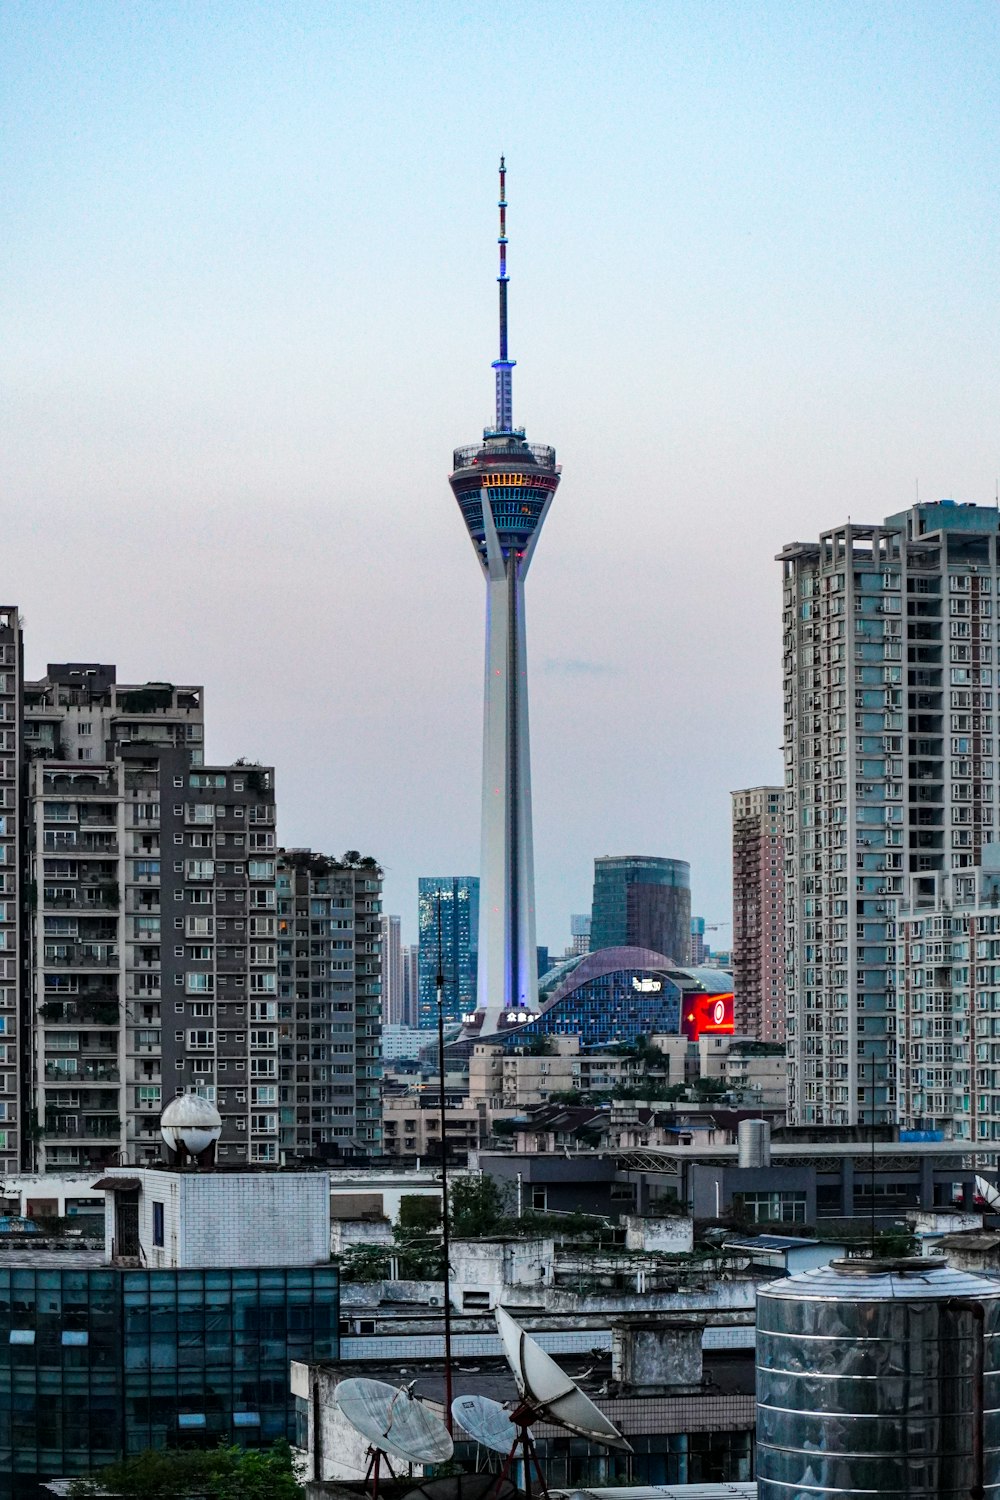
[3,1,1000,951]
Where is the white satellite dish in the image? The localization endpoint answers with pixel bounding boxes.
[495,1306,632,1452]
[451,1394,523,1454]
[335,1378,454,1465]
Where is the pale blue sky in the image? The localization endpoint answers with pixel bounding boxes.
[3,1,1000,948]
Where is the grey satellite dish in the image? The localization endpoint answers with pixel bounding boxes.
[335,1378,454,1465]
[495,1306,632,1452]
[451,1394,523,1455]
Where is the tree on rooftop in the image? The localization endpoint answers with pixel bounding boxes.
[450,1173,509,1236]
[68,1440,303,1500]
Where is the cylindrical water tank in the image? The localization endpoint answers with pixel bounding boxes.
[757,1257,1000,1498]
[737,1117,770,1168]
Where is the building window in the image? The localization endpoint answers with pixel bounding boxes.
[152,1201,164,1247]
[734,1190,807,1224]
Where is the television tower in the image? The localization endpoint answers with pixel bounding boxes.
[449,159,562,1037]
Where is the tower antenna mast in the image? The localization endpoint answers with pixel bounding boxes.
[492,155,515,434]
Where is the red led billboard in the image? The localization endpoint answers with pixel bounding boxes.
[681,991,735,1040]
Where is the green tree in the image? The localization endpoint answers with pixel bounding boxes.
[69,1440,303,1500]
[398,1195,442,1234]
[450,1174,508,1236]
[340,1243,390,1282]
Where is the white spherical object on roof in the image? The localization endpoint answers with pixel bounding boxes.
[161,1093,222,1156]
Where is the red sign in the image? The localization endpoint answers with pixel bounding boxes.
[681,991,735,1040]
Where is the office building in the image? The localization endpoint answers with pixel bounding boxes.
[0,1163,338,1496]
[731,786,785,1041]
[276,850,383,1159]
[417,876,479,1027]
[569,913,591,956]
[780,500,1000,1125]
[0,609,23,1176]
[379,914,403,1025]
[449,159,561,1032]
[690,917,707,965]
[590,855,691,963]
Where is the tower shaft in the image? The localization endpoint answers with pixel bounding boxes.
[479,515,539,1023]
[449,159,561,1038]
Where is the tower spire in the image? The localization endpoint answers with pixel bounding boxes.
[492,155,515,433]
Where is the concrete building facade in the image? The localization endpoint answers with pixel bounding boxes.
[0,609,24,1176]
[780,501,1000,1124]
[276,851,383,1159]
[896,851,1000,1155]
[731,787,785,1041]
[378,913,403,1025]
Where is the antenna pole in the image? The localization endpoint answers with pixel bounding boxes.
[436,893,455,1431]
[492,155,515,433]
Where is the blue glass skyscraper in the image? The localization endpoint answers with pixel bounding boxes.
[417,876,479,1027]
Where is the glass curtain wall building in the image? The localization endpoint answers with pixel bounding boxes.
[590,856,692,964]
[417,877,479,1027]
[0,1260,338,1497]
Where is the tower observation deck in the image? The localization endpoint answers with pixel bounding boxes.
[449,159,562,1037]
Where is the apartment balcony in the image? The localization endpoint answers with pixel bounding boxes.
[39,999,119,1026]
[43,945,120,968]
[43,833,119,855]
[44,1063,120,1083]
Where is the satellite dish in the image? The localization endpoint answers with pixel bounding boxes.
[451,1394,523,1454]
[335,1378,454,1464]
[495,1306,631,1452]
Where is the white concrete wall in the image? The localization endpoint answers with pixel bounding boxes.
[103,1167,330,1267]
[1,1172,105,1218]
[623,1215,694,1253]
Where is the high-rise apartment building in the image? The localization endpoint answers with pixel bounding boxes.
[732,787,785,1042]
[276,851,382,1158]
[590,856,691,963]
[23,665,288,1169]
[417,876,479,1027]
[449,160,561,1033]
[379,914,403,1025]
[895,856,1000,1146]
[780,500,1000,1125]
[0,608,23,1176]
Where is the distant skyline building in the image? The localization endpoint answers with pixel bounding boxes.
[417,876,479,1028]
[379,914,404,1025]
[570,913,591,956]
[449,159,561,1034]
[780,500,1000,1125]
[731,787,785,1042]
[401,942,419,1027]
[590,856,691,964]
[690,916,707,966]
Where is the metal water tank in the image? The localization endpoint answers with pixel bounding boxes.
[757,1257,1000,1498]
[737,1117,770,1167]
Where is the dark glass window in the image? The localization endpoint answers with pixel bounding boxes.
[152,1202,165,1247]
